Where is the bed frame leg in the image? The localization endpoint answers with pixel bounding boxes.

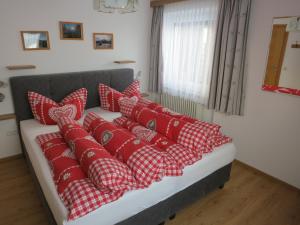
[169,214,176,220]
[219,184,224,189]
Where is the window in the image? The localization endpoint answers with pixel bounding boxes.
[161,0,219,105]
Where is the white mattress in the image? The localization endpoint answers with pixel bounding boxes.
[20,107,236,225]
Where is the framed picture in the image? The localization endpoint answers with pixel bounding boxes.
[59,21,83,40]
[21,31,50,50]
[93,33,114,50]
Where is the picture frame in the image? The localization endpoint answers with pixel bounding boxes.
[93,33,114,50]
[20,31,50,51]
[59,21,83,40]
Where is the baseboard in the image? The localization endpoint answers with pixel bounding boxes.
[235,160,299,192]
[0,154,23,163]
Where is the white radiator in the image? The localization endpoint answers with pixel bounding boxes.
[148,93,213,122]
[160,93,197,118]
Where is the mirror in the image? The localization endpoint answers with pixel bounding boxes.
[263,16,300,96]
[21,31,50,50]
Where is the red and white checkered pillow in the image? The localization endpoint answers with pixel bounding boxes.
[121,103,232,157]
[84,112,182,186]
[28,88,87,125]
[98,81,140,112]
[99,84,124,112]
[114,116,200,168]
[118,97,139,117]
[36,131,125,221]
[137,98,222,135]
[61,178,124,221]
[57,117,143,192]
[123,80,141,97]
[36,132,91,194]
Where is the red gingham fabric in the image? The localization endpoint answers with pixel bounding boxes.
[57,117,142,192]
[98,81,140,112]
[206,134,233,149]
[122,80,141,97]
[36,131,125,221]
[118,97,138,117]
[84,112,182,186]
[28,88,87,125]
[83,111,99,132]
[176,123,210,156]
[137,98,222,136]
[114,116,200,168]
[119,103,232,156]
[36,132,63,148]
[36,131,76,164]
[113,116,128,127]
[137,97,153,108]
[51,156,87,193]
[99,84,124,112]
[126,146,164,183]
[137,99,232,149]
[60,178,124,221]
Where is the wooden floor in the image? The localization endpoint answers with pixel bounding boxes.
[0,158,299,225]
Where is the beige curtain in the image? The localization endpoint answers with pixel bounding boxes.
[208,0,252,115]
[148,6,164,93]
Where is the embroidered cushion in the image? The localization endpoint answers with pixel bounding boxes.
[57,117,142,192]
[114,116,200,168]
[36,132,125,221]
[99,80,140,112]
[137,97,222,135]
[118,96,139,117]
[28,88,87,125]
[123,80,141,97]
[84,112,183,186]
[119,102,232,157]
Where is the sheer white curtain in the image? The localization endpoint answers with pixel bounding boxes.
[161,0,219,105]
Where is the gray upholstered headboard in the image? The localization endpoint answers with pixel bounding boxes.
[10,68,134,123]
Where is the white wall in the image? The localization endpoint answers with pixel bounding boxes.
[214,0,300,189]
[0,0,152,158]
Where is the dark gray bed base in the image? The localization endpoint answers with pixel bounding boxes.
[10,68,232,225]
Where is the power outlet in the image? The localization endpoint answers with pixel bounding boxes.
[6,130,18,136]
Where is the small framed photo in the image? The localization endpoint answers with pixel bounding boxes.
[59,21,83,40]
[93,33,114,50]
[21,31,50,50]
